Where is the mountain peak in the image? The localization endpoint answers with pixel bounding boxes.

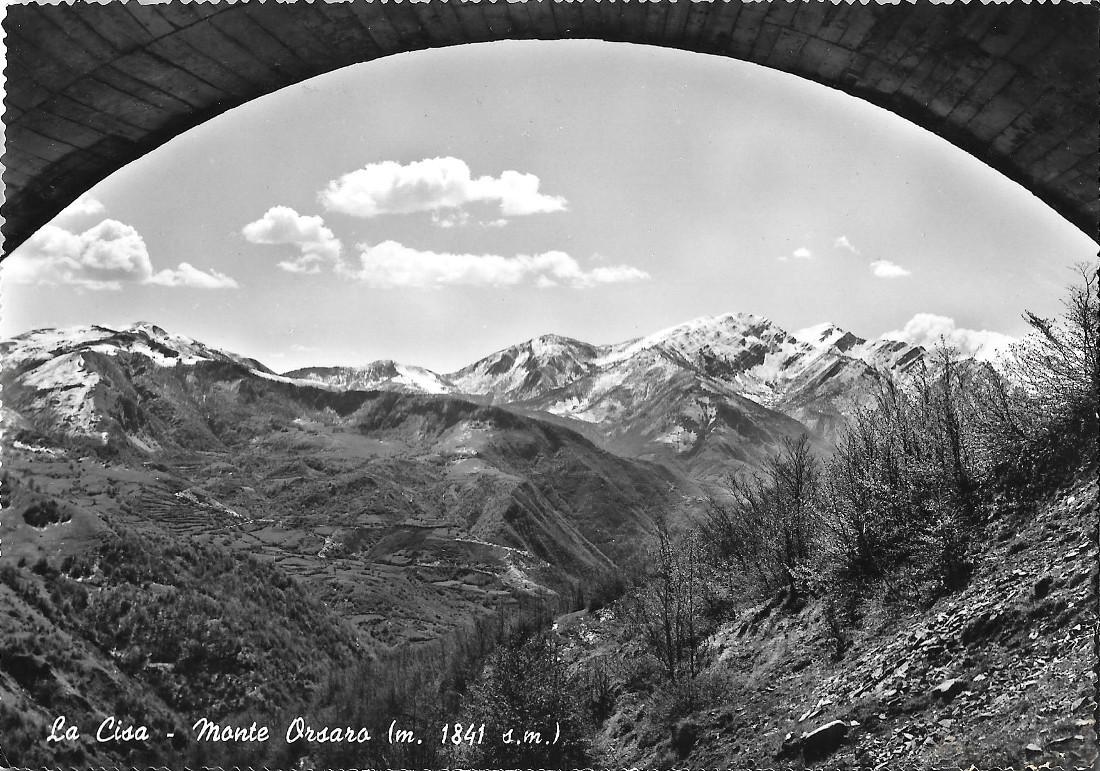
[794,322,867,353]
[126,321,170,336]
[674,311,771,330]
[283,361,454,395]
[607,311,785,361]
[447,333,601,400]
[524,333,591,352]
[655,311,779,339]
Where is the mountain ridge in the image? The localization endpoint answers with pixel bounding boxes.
[2,314,930,475]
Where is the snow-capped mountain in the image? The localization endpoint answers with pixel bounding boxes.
[284,361,455,395]
[436,312,928,473]
[453,313,923,416]
[0,323,277,446]
[450,313,924,415]
[1,314,930,475]
[794,322,925,373]
[448,334,602,402]
[0,322,269,373]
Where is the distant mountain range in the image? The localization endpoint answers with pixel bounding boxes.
[2,314,930,477]
[286,313,927,475]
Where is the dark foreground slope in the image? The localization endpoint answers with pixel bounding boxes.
[552,471,1097,769]
[0,525,361,767]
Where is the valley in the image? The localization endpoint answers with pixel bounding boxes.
[1,306,1093,768]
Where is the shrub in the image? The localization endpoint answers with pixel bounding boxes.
[577,657,616,724]
[460,628,594,767]
[978,263,1099,491]
[816,348,989,602]
[702,434,821,598]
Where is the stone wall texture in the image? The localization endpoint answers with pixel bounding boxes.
[3,0,1097,252]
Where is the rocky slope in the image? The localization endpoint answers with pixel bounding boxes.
[552,474,1098,769]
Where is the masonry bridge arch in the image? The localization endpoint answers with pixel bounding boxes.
[3,1,1097,254]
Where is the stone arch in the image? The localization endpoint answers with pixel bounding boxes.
[2,1,1097,253]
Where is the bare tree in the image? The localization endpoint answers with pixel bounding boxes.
[702,435,821,599]
[1009,262,1099,436]
[627,521,710,682]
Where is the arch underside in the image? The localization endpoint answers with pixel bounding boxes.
[2,1,1097,254]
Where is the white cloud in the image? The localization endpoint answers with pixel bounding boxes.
[834,235,860,255]
[883,313,1014,361]
[870,259,911,278]
[778,246,813,262]
[242,206,342,273]
[342,240,649,290]
[319,157,567,220]
[2,219,237,290]
[581,264,652,286]
[57,194,107,220]
[148,263,239,289]
[833,237,909,278]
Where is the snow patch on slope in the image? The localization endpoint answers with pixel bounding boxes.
[18,353,104,443]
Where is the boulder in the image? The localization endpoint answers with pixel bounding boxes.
[930,678,967,701]
[800,719,848,761]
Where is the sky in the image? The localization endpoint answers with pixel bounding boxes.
[2,39,1096,374]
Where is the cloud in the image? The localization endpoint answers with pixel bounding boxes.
[2,219,237,290]
[148,263,239,289]
[883,313,1014,361]
[833,236,910,278]
[319,157,567,220]
[834,235,861,255]
[778,246,813,262]
[57,194,107,220]
[242,206,342,273]
[341,241,649,289]
[869,259,911,278]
